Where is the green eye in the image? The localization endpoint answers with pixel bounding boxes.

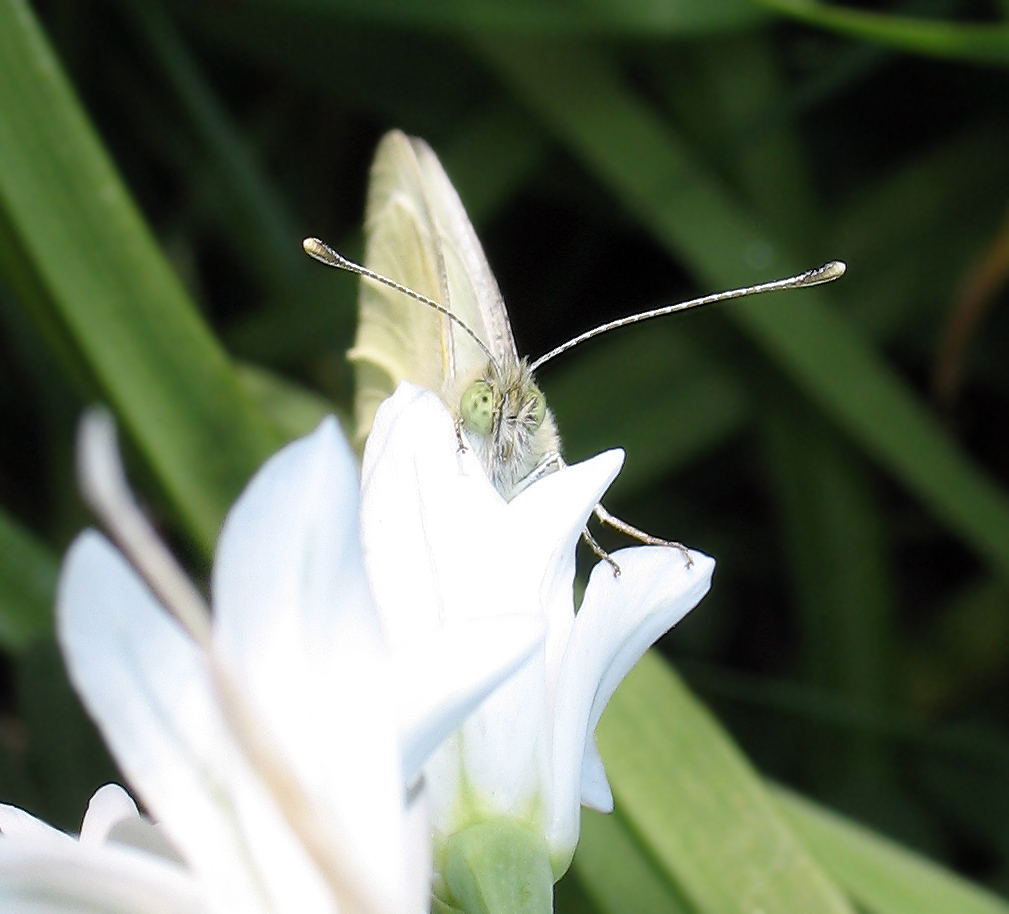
[528,386,546,429]
[461,381,495,436]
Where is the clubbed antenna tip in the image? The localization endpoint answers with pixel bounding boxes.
[798,260,846,287]
[303,236,352,270]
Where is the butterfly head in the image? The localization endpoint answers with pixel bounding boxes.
[460,362,546,444]
[457,361,558,499]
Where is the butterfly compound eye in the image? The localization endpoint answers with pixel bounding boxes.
[528,386,546,430]
[461,381,495,436]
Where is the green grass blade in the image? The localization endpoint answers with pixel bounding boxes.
[0,511,57,650]
[752,0,1009,67]
[0,0,283,550]
[598,652,854,913]
[0,205,93,392]
[477,38,1009,580]
[774,785,1009,914]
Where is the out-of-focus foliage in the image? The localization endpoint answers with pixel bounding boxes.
[1,0,1008,909]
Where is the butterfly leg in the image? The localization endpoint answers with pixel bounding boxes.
[453,417,467,453]
[593,504,693,568]
[510,451,564,497]
[542,454,634,575]
[581,526,621,577]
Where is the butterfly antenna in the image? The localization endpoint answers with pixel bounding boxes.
[303,237,499,369]
[529,260,846,372]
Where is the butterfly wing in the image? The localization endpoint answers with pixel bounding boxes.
[349,130,519,444]
[410,137,519,367]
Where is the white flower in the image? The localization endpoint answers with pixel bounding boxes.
[0,413,543,914]
[360,384,715,878]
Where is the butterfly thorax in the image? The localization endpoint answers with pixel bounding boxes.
[453,359,560,502]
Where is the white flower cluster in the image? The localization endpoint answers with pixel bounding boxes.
[0,384,713,914]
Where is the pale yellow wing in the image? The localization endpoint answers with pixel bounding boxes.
[349,130,518,444]
[410,137,518,368]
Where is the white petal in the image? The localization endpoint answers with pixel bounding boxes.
[212,418,382,734]
[0,839,208,914]
[0,806,71,846]
[106,818,185,864]
[363,385,630,831]
[57,531,332,914]
[448,652,549,830]
[393,615,544,784]
[211,418,412,914]
[547,546,715,862]
[213,416,380,684]
[363,387,541,828]
[361,384,506,646]
[79,784,139,846]
[577,736,612,813]
[451,450,625,824]
[362,384,622,649]
[509,448,624,693]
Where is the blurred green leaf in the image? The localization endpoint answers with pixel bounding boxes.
[0,206,93,393]
[917,741,1009,862]
[199,0,765,35]
[0,0,283,551]
[17,640,117,831]
[478,38,1009,580]
[127,2,304,290]
[752,0,1009,67]
[598,652,854,914]
[0,511,56,649]
[544,326,749,498]
[439,108,549,225]
[906,575,1009,714]
[554,869,599,914]
[830,126,1009,342]
[760,398,895,786]
[573,809,693,914]
[668,33,820,254]
[775,785,1009,914]
[238,364,344,440]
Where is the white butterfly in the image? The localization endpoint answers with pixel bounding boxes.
[305,130,844,568]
